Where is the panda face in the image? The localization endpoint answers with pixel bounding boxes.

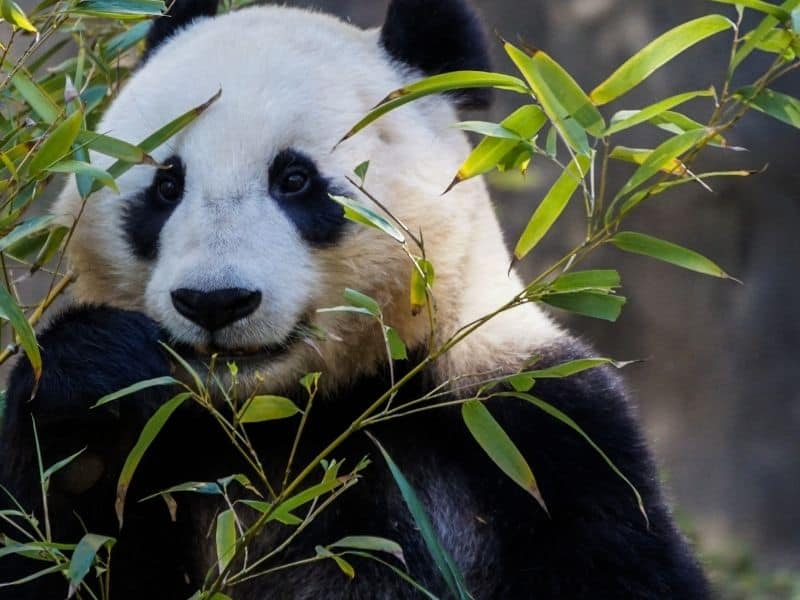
[54,3,560,391]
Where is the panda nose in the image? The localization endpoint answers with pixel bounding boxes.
[171,288,262,331]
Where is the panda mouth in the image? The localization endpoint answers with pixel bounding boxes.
[171,322,309,364]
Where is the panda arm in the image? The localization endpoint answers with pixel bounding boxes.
[0,305,180,596]
[470,342,710,599]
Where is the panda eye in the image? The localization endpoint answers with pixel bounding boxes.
[157,178,181,204]
[277,168,311,197]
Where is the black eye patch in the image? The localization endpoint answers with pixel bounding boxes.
[123,156,185,260]
[268,149,346,245]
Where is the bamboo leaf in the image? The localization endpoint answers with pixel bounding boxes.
[384,327,408,361]
[447,105,546,191]
[337,71,529,145]
[28,110,84,176]
[506,44,605,136]
[614,129,707,200]
[550,270,621,293]
[315,546,355,579]
[541,291,626,322]
[215,509,237,575]
[330,536,406,566]
[515,154,591,260]
[0,0,37,32]
[10,69,60,124]
[343,288,381,316]
[604,88,715,136]
[591,15,734,105]
[69,0,165,19]
[462,401,548,513]
[505,43,591,154]
[329,194,405,243]
[713,0,791,20]
[115,393,189,527]
[610,146,687,175]
[498,391,649,526]
[47,160,118,192]
[734,0,800,68]
[735,86,800,129]
[77,131,155,165]
[610,231,735,280]
[368,433,470,600]
[67,534,115,598]
[0,285,41,381]
[0,215,55,253]
[239,395,300,423]
[410,256,435,315]
[93,376,179,409]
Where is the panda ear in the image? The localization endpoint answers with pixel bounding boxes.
[380,0,492,109]
[144,0,220,60]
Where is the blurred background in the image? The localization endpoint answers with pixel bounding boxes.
[8,0,800,596]
[291,0,800,593]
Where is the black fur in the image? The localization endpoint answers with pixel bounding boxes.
[380,0,493,109]
[144,0,220,60]
[269,149,347,246]
[123,155,185,260]
[0,306,709,598]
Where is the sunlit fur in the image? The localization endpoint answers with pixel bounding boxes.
[53,5,562,395]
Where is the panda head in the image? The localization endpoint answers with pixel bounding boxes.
[54,0,560,392]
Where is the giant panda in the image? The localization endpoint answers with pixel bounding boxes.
[0,1,710,598]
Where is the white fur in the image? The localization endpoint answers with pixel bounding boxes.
[53,5,563,392]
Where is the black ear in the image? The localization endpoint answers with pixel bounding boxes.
[144,0,220,60]
[380,0,492,109]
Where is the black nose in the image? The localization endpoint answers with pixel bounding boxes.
[171,288,262,331]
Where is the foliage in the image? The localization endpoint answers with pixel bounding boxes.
[0,1,798,598]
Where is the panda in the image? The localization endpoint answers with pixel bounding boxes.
[0,1,710,598]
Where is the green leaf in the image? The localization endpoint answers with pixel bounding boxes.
[353,160,370,184]
[28,110,84,176]
[69,0,165,19]
[93,376,179,409]
[410,257,435,315]
[116,393,189,527]
[337,71,529,145]
[614,129,707,201]
[550,270,621,293]
[0,0,37,32]
[77,131,155,165]
[330,536,406,566]
[713,0,791,19]
[514,154,591,260]
[329,194,405,243]
[67,534,115,598]
[0,564,65,588]
[239,395,300,423]
[604,88,715,136]
[47,160,118,192]
[140,481,222,503]
[337,550,439,600]
[0,285,40,381]
[451,120,526,140]
[521,358,631,379]
[542,291,626,322]
[215,509,237,575]
[506,44,605,136]
[505,43,591,155]
[610,146,687,175]
[610,231,735,280]
[734,0,800,68]
[500,391,649,525]
[735,86,800,129]
[591,15,734,105]
[462,401,548,513]
[384,327,408,361]
[0,215,55,253]
[446,105,546,191]
[368,434,471,600]
[344,288,381,316]
[315,546,355,579]
[10,69,60,124]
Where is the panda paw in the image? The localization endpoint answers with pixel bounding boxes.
[4,305,174,429]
